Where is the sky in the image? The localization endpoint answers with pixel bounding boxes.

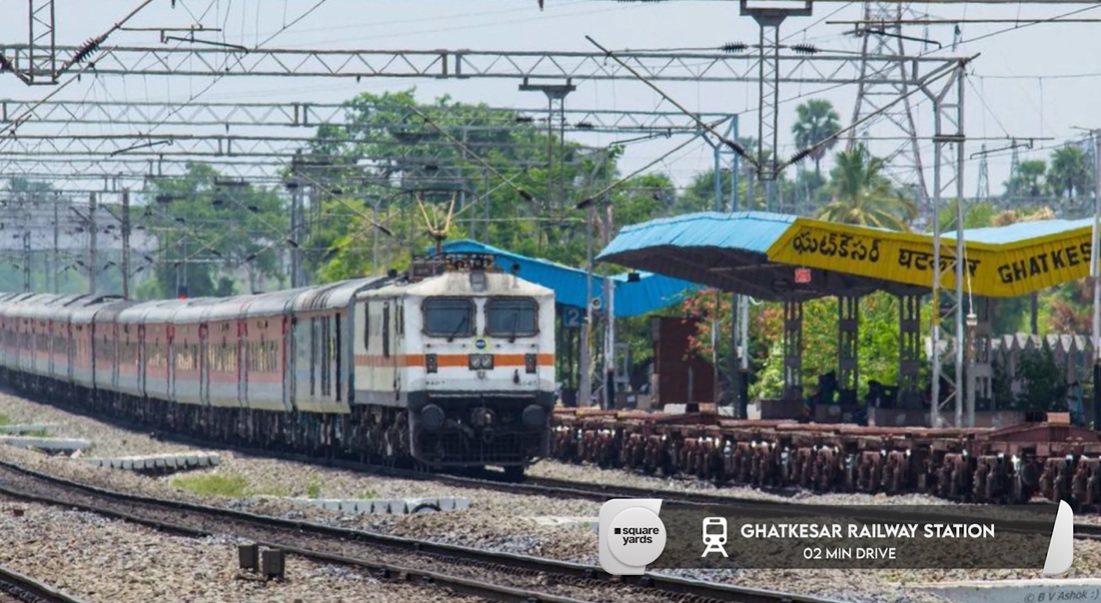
[4,0,1101,207]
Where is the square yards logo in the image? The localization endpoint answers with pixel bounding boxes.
[599,499,667,575]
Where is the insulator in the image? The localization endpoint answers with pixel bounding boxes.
[788,147,814,164]
[791,43,817,54]
[720,42,747,53]
[71,34,108,66]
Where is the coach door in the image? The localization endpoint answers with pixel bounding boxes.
[167,325,176,401]
[138,324,147,397]
[199,323,209,405]
[66,322,74,382]
[283,315,294,411]
[237,319,247,406]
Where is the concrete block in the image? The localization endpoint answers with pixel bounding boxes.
[453,497,470,511]
[0,424,52,434]
[339,500,359,514]
[530,516,598,528]
[0,436,91,452]
[321,500,340,511]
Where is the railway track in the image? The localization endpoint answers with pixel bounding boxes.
[0,459,840,603]
[6,384,1099,546]
[0,564,90,603]
[8,383,1100,541]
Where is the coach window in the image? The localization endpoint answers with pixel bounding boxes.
[422,298,474,339]
[485,298,538,339]
[382,303,391,358]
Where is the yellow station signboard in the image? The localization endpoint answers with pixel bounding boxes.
[765,218,1096,298]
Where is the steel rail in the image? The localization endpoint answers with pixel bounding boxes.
[0,564,91,603]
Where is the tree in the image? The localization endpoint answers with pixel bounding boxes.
[1047,145,1092,201]
[680,289,929,401]
[815,144,916,231]
[791,99,841,179]
[1014,341,1068,411]
[1004,159,1046,199]
[301,89,623,277]
[139,163,286,299]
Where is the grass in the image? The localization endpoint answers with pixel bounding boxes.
[305,480,321,499]
[170,474,249,497]
[23,428,47,437]
[0,414,11,427]
[359,490,378,500]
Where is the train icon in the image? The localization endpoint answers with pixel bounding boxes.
[702,517,728,558]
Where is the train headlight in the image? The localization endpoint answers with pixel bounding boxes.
[420,404,446,431]
[469,353,493,370]
[522,404,547,429]
[425,353,438,373]
[524,353,537,374]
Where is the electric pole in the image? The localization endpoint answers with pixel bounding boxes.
[88,192,97,295]
[52,193,59,294]
[121,188,131,299]
[1093,131,1101,427]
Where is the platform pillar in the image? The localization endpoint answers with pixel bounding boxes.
[898,294,922,408]
[966,296,992,427]
[838,296,860,402]
[783,300,804,401]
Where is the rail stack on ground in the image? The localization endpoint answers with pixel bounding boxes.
[550,408,1101,509]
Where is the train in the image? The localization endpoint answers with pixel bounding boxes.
[551,408,1101,509]
[0,253,556,479]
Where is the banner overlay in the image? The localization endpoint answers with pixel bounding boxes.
[649,504,1059,570]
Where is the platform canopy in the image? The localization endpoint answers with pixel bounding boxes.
[433,239,700,317]
[597,211,1098,301]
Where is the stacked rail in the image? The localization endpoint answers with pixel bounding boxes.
[550,409,1101,510]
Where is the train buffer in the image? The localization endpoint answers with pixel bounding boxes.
[913,579,1101,603]
[82,452,221,474]
[0,436,89,454]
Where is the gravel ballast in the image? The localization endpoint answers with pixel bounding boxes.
[0,390,1094,603]
[0,498,482,603]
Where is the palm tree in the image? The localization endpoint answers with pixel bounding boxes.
[791,99,842,179]
[1047,145,1092,201]
[815,144,916,231]
[1004,159,1046,199]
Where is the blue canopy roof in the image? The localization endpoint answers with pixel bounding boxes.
[598,211,798,259]
[434,239,698,317]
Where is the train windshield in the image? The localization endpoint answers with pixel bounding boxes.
[485,297,538,338]
[422,298,475,338]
